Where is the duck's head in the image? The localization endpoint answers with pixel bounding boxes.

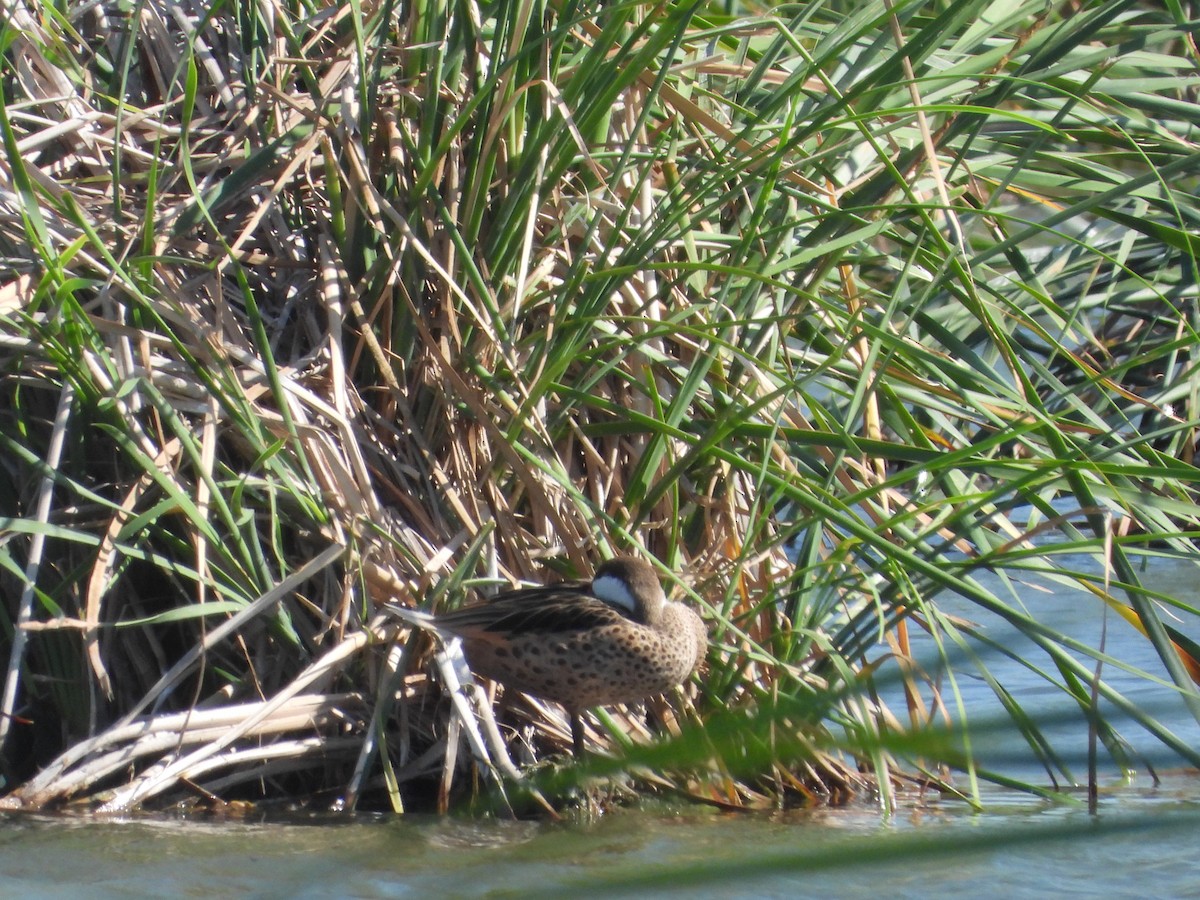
[591,557,667,623]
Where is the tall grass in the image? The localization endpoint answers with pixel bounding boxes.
[1,0,1198,813]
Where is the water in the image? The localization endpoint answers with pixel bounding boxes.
[4,786,1200,898]
[3,555,1199,898]
[904,552,1200,780]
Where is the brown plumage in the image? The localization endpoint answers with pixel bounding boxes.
[403,557,707,753]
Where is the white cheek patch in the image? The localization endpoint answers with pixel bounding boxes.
[591,573,638,615]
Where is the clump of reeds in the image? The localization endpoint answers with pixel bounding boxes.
[2,0,1199,815]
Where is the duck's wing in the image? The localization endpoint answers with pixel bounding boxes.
[433,585,633,637]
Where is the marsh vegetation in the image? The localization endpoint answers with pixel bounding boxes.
[1,0,1199,814]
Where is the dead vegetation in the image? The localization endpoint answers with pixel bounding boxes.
[2,0,1199,814]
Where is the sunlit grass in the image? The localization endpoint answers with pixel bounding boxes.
[1,0,1198,813]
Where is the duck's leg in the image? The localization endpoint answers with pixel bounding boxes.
[570,711,586,756]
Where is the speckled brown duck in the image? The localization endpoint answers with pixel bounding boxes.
[398,557,707,754]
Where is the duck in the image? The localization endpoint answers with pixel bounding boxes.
[391,557,707,755]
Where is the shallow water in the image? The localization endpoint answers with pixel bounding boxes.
[5,781,1200,898]
[4,555,1200,898]
[904,552,1200,780]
